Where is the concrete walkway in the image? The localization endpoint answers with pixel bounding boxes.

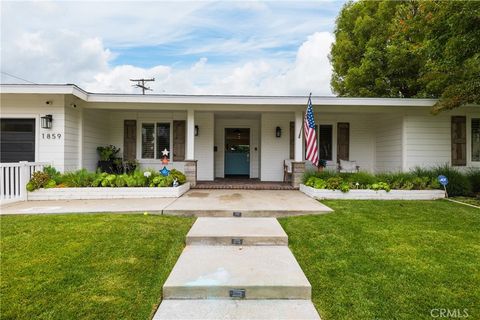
[0,190,332,216]
[154,217,321,319]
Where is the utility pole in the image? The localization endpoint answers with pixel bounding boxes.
[130,78,155,95]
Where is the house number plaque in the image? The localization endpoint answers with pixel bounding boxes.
[229,289,246,298]
[41,133,62,140]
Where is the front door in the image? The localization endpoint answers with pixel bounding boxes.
[224,128,250,177]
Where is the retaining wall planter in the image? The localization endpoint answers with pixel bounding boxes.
[300,184,445,200]
[27,183,190,200]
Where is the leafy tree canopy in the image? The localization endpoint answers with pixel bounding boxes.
[330,0,480,113]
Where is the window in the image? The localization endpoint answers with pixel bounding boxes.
[472,118,480,161]
[141,122,170,159]
[319,125,333,161]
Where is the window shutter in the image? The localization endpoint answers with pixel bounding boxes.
[451,116,466,166]
[173,120,186,161]
[123,120,136,160]
[337,122,350,162]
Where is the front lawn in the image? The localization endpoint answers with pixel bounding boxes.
[279,200,480,320]
[0,214,194,319]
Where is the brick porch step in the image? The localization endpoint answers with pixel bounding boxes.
[186,218,288,246]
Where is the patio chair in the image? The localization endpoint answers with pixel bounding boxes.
[337,159,360,173]
[283,159,293,182]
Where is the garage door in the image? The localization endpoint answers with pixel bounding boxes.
[1,119,35,162]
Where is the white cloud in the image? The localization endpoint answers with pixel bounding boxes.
[1,2,339,95]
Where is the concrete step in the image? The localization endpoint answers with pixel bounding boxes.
[186,218,288,246]
[162,190,333,217]
[154,299,321,319]
[163,246,311,300]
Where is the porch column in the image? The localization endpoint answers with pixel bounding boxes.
[292,111,305,188]
[186,109,195,160]
[294,111,303,161]
[185,109,197,187]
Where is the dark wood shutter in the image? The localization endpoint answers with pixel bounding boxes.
[123,120,136,160]
[451,116,466,166]
[337,122,350,162]
[173,120,186,161]
[289,121,294,159]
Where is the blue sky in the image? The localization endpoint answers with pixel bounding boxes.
[1,1,347,95]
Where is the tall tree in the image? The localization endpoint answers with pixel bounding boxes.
[330,0,480,112]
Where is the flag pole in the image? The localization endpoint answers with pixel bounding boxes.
[298,92,312,139]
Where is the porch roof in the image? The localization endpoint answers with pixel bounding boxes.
[0,83,443,107]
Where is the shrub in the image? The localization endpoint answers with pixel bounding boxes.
[26,171,51,191]
[371,182,391,192]
[326,177,344,190]
[466,169,480,194]
[430,165,472,197]
[43,166,62,184]
[61,169,97,187]
[170,169,187,185]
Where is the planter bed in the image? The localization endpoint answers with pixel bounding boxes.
[300,184,445,200]
[27,183,190,200]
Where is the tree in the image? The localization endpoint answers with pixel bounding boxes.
[330,0,480,112]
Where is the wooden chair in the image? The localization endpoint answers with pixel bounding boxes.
[337,159,360,173]
[283,159,293,182]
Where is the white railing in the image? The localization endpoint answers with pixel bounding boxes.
[0,161,50,204]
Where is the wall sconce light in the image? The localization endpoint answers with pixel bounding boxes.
[41,115,53,129]
[276,126,281,138]
[195,125,199,136]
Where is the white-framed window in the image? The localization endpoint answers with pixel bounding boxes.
[472,118,480,162]
[141,122,171,159]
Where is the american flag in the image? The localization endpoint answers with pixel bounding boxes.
[304,96,319,166]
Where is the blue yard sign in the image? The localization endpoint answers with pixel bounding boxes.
[438,175,448,186]
[438,175,449,198]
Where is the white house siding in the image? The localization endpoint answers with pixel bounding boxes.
[195,112,214,181]
[315,113,376,172]
[375,114,403,172]
[0,94,66,171]
[404,107,480,170]
[214,117,260,179]
[260,112,293,181]
[81,109,111,171]
[63,96,81,171]
[89,110,189,172]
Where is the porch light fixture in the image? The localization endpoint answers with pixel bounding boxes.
[41,115,53,129]
[195,125,199,136]
[276,126,281,138]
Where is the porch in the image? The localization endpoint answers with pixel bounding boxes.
[195,178,295,190]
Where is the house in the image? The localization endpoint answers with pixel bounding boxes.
[1,84,479,187]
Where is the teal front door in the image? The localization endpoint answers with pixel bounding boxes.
[225,128,250,177]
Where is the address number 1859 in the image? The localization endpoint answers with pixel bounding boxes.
[42,133,62,140]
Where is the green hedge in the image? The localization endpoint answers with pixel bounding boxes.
[302,165,479,196]
[27,166,187,191]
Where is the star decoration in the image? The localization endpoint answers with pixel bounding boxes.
[160,166,170,176]
[161,148,170,156]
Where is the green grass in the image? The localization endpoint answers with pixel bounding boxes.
[279,200,480,320]
[0,214,194,319]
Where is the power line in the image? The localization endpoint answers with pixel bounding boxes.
[0,71,37,84]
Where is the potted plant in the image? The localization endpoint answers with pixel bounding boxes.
[97,145,121,173]
[317,159,327,172]
[124,159,139,174]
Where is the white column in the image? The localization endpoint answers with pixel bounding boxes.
[186,109,195,160]
[294,111,303,161]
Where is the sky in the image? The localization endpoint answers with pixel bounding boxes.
[0,1,346,95]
